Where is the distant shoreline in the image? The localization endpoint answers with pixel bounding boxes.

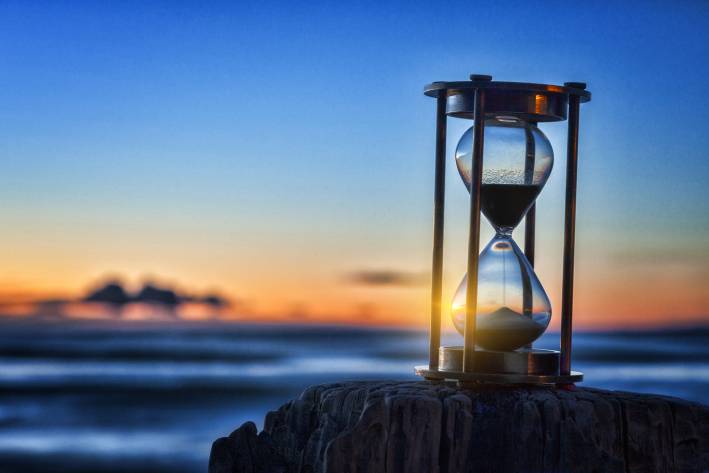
[0,313,707,336]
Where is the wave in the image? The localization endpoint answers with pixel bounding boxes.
[0,321,706,473]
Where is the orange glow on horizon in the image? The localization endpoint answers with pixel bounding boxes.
[1,224,707,329]
[1,267,707,330]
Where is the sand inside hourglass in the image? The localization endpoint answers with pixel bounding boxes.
[474,306,547,351]
[480,183,541,230]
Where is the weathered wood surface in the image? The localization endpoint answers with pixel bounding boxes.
[209,380,709,473]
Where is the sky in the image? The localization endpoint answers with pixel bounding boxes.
[0,0,708,329]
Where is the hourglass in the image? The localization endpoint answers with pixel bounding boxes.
[416,75,591,384]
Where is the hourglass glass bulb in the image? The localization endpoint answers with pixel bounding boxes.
[455,117,554,234]
[451,237,552,350]
[451,117,554,350]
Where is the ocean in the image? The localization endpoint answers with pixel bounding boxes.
[0,320,706,473]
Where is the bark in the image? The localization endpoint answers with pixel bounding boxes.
[209,381,709,473]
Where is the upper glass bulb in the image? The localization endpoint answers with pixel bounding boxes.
[455,117,554,234]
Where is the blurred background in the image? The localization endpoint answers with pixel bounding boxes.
[1,1,708,472]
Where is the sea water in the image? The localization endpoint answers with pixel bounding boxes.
[0,320,706,473]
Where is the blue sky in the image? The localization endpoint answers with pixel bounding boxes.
[1,0,708,326]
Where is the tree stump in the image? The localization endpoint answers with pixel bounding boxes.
[209,381,709,473]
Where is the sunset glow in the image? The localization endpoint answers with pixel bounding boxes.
[1,1,707,330]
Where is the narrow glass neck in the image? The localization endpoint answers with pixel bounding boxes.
[495,227,514,238]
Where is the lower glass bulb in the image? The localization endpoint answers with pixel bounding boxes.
[451,236,552,351]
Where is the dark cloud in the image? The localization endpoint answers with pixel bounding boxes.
[344,270,428,287]
[83,279,230,309]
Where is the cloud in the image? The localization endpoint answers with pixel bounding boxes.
[344,269,428,287]
[84,280,230,308]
